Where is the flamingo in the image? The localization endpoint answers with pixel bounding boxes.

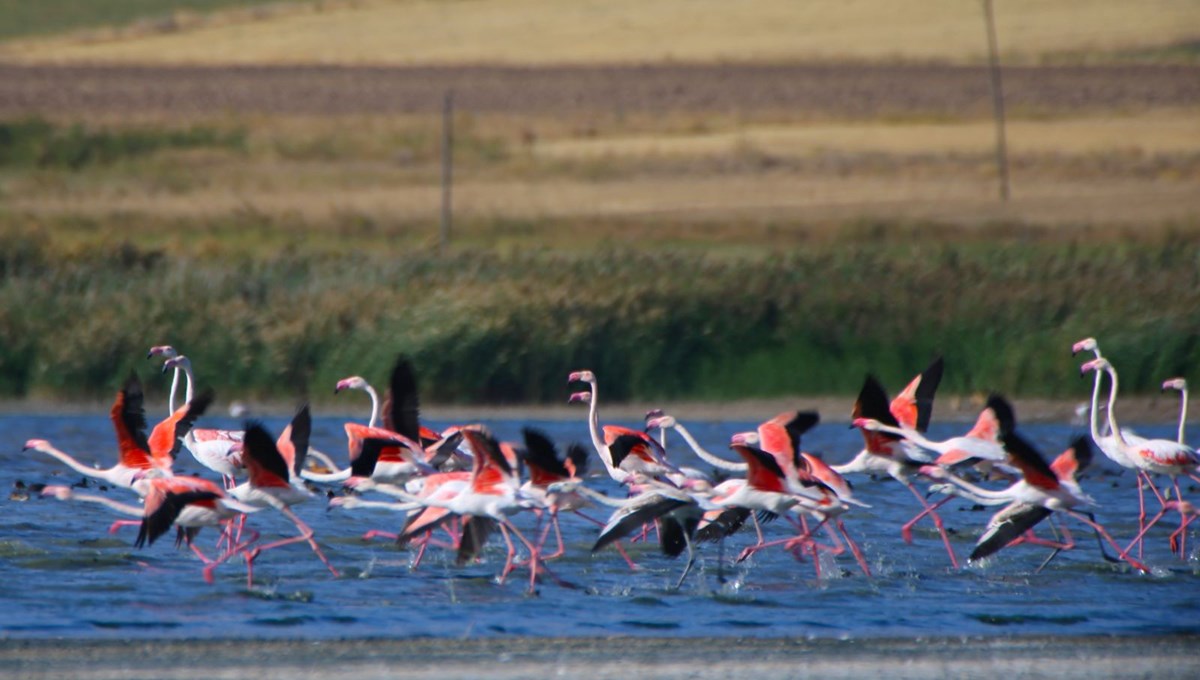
[150,352,245,487]
[833,371,961,568]
[1082,358,1200,557]
[518,428,596,559]
[41,476,259,583]
[551,477,705,590]
[317,356,464,485]
[1162,377,1188,446]
[228,405,341,584]
[937,431,1149,572]
[387,426,554,592]
[26,373,211,490]
[567,370,679,483]
[851,396,1014,474]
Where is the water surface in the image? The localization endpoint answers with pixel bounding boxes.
[2,412,1196,640]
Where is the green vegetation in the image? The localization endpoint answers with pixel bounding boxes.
[0,0,281,41]
[0,118,246,170]
[2,217,1197,405]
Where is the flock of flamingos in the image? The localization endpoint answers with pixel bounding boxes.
[21,338,1200,592]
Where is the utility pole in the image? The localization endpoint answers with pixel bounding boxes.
[982,0,1010,201]
[440,89,454,254]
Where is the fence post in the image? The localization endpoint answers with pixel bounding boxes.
[440,89,454,253]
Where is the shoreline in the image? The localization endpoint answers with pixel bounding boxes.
[1,634,1197,679]
[0,394,1187,425]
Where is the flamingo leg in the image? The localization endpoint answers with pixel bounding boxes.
[902,481,959,569]
[107,519,140,534]
[1066,510,1150,573]
[835,518,872,578]
[245,506,339,579]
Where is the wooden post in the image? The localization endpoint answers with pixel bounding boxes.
[982,0,1010,201]
[440,89,454,253]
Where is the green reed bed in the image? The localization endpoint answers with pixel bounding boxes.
[2,221,1199,405]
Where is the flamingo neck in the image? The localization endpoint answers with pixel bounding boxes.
[935,469,1016,502]
[365,385,381,429]
[583,380,614,474]
[1177,388,1189,445]
[1103,365,1126,447]
[178,362,196,404]
[673,423,746,471]
[37,444,108,480]
[1087,366,1105,444]
[167,368,181,414]
[61,492,144,518]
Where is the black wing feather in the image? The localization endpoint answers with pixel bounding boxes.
[914,356,944,433]
[120,372,152,454]
[384,356,422,442]
[136,490,221,548]
[969,504,1053,562]
[593,496,688,553]
[242,421,290,483]
[521,427,570,478]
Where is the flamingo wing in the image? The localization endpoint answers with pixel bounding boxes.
[1050,436,1094,482]
[730,444,788,493]
[382,355,423,443]
[999,430,1061,491]
[593,495,690,553]
[521,427,570,485]
[969,503,1052,562]
[890,356,943,432]
[456,516,497,565]
[111,373,154,469]
[147,388,214,464]
[137,488,222,548]
[241,422,291,488]
[275,403,311,479]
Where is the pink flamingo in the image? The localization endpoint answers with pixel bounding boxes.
[567,370,679,483]
[26,372,211,491]
[384,426,555,591]
[833,369,961,568]
[1082,358,1200,557]
[938,431,1149,572]
[229,405,341,584]
[41,476,259,583]
[154,354,244,488]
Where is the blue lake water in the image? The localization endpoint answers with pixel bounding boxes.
[2,412,1197,640]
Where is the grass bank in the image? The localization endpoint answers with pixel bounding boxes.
[2,217,1198,406]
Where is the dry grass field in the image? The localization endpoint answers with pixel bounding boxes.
[3,0,1198,66]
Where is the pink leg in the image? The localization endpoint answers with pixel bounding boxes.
[108,519,140,534]
[245,506,339,579]
[835,519,872,578]
[1067,510,1150,572]
[902,482,959,569]
[362,530,401,541]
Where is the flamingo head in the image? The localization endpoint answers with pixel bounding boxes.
[851,417,883,431]
[567,370,595,384]
[644,413,676,430]
[729,431,758,447]
[546,479,582,495]
[327,495,361,511]
[925,482,956,498]
[22,438,50,452]
[1080,357,1110,376]
[40,485,74,501]
[147,345,178,360]
[1162,377,1188,392]
[1071,337,1099,356]
[334,376,369,394]
[567,390,592,404]
[161,355,191,374]
[917,464,950,480]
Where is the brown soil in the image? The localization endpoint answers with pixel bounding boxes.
[1,62,1197,119]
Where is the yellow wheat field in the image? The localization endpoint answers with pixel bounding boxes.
[4,0,1198,65]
